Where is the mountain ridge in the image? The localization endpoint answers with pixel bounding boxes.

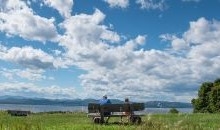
[0,96,192,108]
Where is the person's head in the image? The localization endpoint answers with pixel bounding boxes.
[125,98,129,102]
[103,95,107,99]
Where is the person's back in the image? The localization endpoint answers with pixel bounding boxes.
[99,96,111,105]
[123,98,132,115]
[99,95,111,123]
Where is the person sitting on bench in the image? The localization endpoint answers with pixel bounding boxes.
[99,95,111,122]
[122,98,133,122]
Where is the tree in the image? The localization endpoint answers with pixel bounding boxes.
[169,108,179,114]
[192,78,220,113]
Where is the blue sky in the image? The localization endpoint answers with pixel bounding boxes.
[0,0,220,102]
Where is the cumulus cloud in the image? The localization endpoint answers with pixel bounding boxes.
[0,68,51,81]
[72,17,220,102]
[103,0,129,8]
[183,17,220,45]
[0,0,58,42]
[55,8,205,102]
[59,9,120,62]
[60,9,120,44]
[0,82,78,99]
[0,45,55,69]
[43,0,73,18]
[160,17,220,88]
[160,34,189,51]
[0,44,73,70]
[136,0,166,11]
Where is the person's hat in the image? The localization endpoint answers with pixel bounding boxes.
[103,95,107,98]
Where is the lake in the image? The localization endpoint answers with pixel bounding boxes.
[0,104,193,113]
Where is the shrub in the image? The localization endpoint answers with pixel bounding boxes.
[169,108,179,114]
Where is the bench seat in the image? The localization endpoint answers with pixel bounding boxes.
[87,112,145,117]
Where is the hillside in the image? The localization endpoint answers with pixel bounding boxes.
[0,96,192,108]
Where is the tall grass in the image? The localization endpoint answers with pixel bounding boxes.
[0,111,220,130]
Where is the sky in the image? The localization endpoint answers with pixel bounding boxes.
[0,0,220,102]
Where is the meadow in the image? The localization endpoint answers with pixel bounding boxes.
[0,111,220,130]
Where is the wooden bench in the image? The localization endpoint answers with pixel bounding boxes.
[7,110,31,116]
[87,103,145,124]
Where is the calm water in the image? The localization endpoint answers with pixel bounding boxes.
[0,104,193,113]
[145,107,193,114]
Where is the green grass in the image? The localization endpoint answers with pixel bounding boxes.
[0,111,220,130]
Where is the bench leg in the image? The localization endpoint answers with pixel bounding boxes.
[130,116,142,124]
[136,116,142,124]
[93,117,102,124]
[123,116,131,123]
[93,117,109,124]
[105,116,110,123]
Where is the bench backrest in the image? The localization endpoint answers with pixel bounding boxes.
[88,103,100,113]
[88,103,145,113]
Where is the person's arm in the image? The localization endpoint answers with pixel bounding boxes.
[99,99,103,105]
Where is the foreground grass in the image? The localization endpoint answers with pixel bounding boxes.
[0,111,220,130]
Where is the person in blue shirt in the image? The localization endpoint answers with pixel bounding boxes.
[99,95,111,105]
[99,95,111,123]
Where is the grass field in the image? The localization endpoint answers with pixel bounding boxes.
[0,111,220,130]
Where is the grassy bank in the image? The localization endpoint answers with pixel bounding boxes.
[0,111,220,130]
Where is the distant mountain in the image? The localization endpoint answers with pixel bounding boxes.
[145,101,192,108]
[0,95,26,100]
[0,96,123,106]
[0,96,192,108]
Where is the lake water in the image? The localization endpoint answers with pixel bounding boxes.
[0,104,193,114]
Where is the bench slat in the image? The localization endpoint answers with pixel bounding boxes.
[88,113,145,118]
[88,103,145,113]
[88,103,100,113]
[131,103,145,111]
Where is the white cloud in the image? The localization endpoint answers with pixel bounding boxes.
[60,9,119,43]
[0,82,78,99]
[73,17,220,102]
[57,8,204,102]
[160,34,189,51]
[79,47,197,101]
[134,35,147,45]
[104,0,129,8]
[0,45,55,69]
[160,17,220,59]
[0,44,73,70]
[43,0,73,18]
[136,0,166,10]
[0,0,58,42]
[159,17,220,89]
[0,68,50,81]
[183,17,220,45]
[59,9,120,61]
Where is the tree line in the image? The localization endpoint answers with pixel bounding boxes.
[192,78,220,113]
